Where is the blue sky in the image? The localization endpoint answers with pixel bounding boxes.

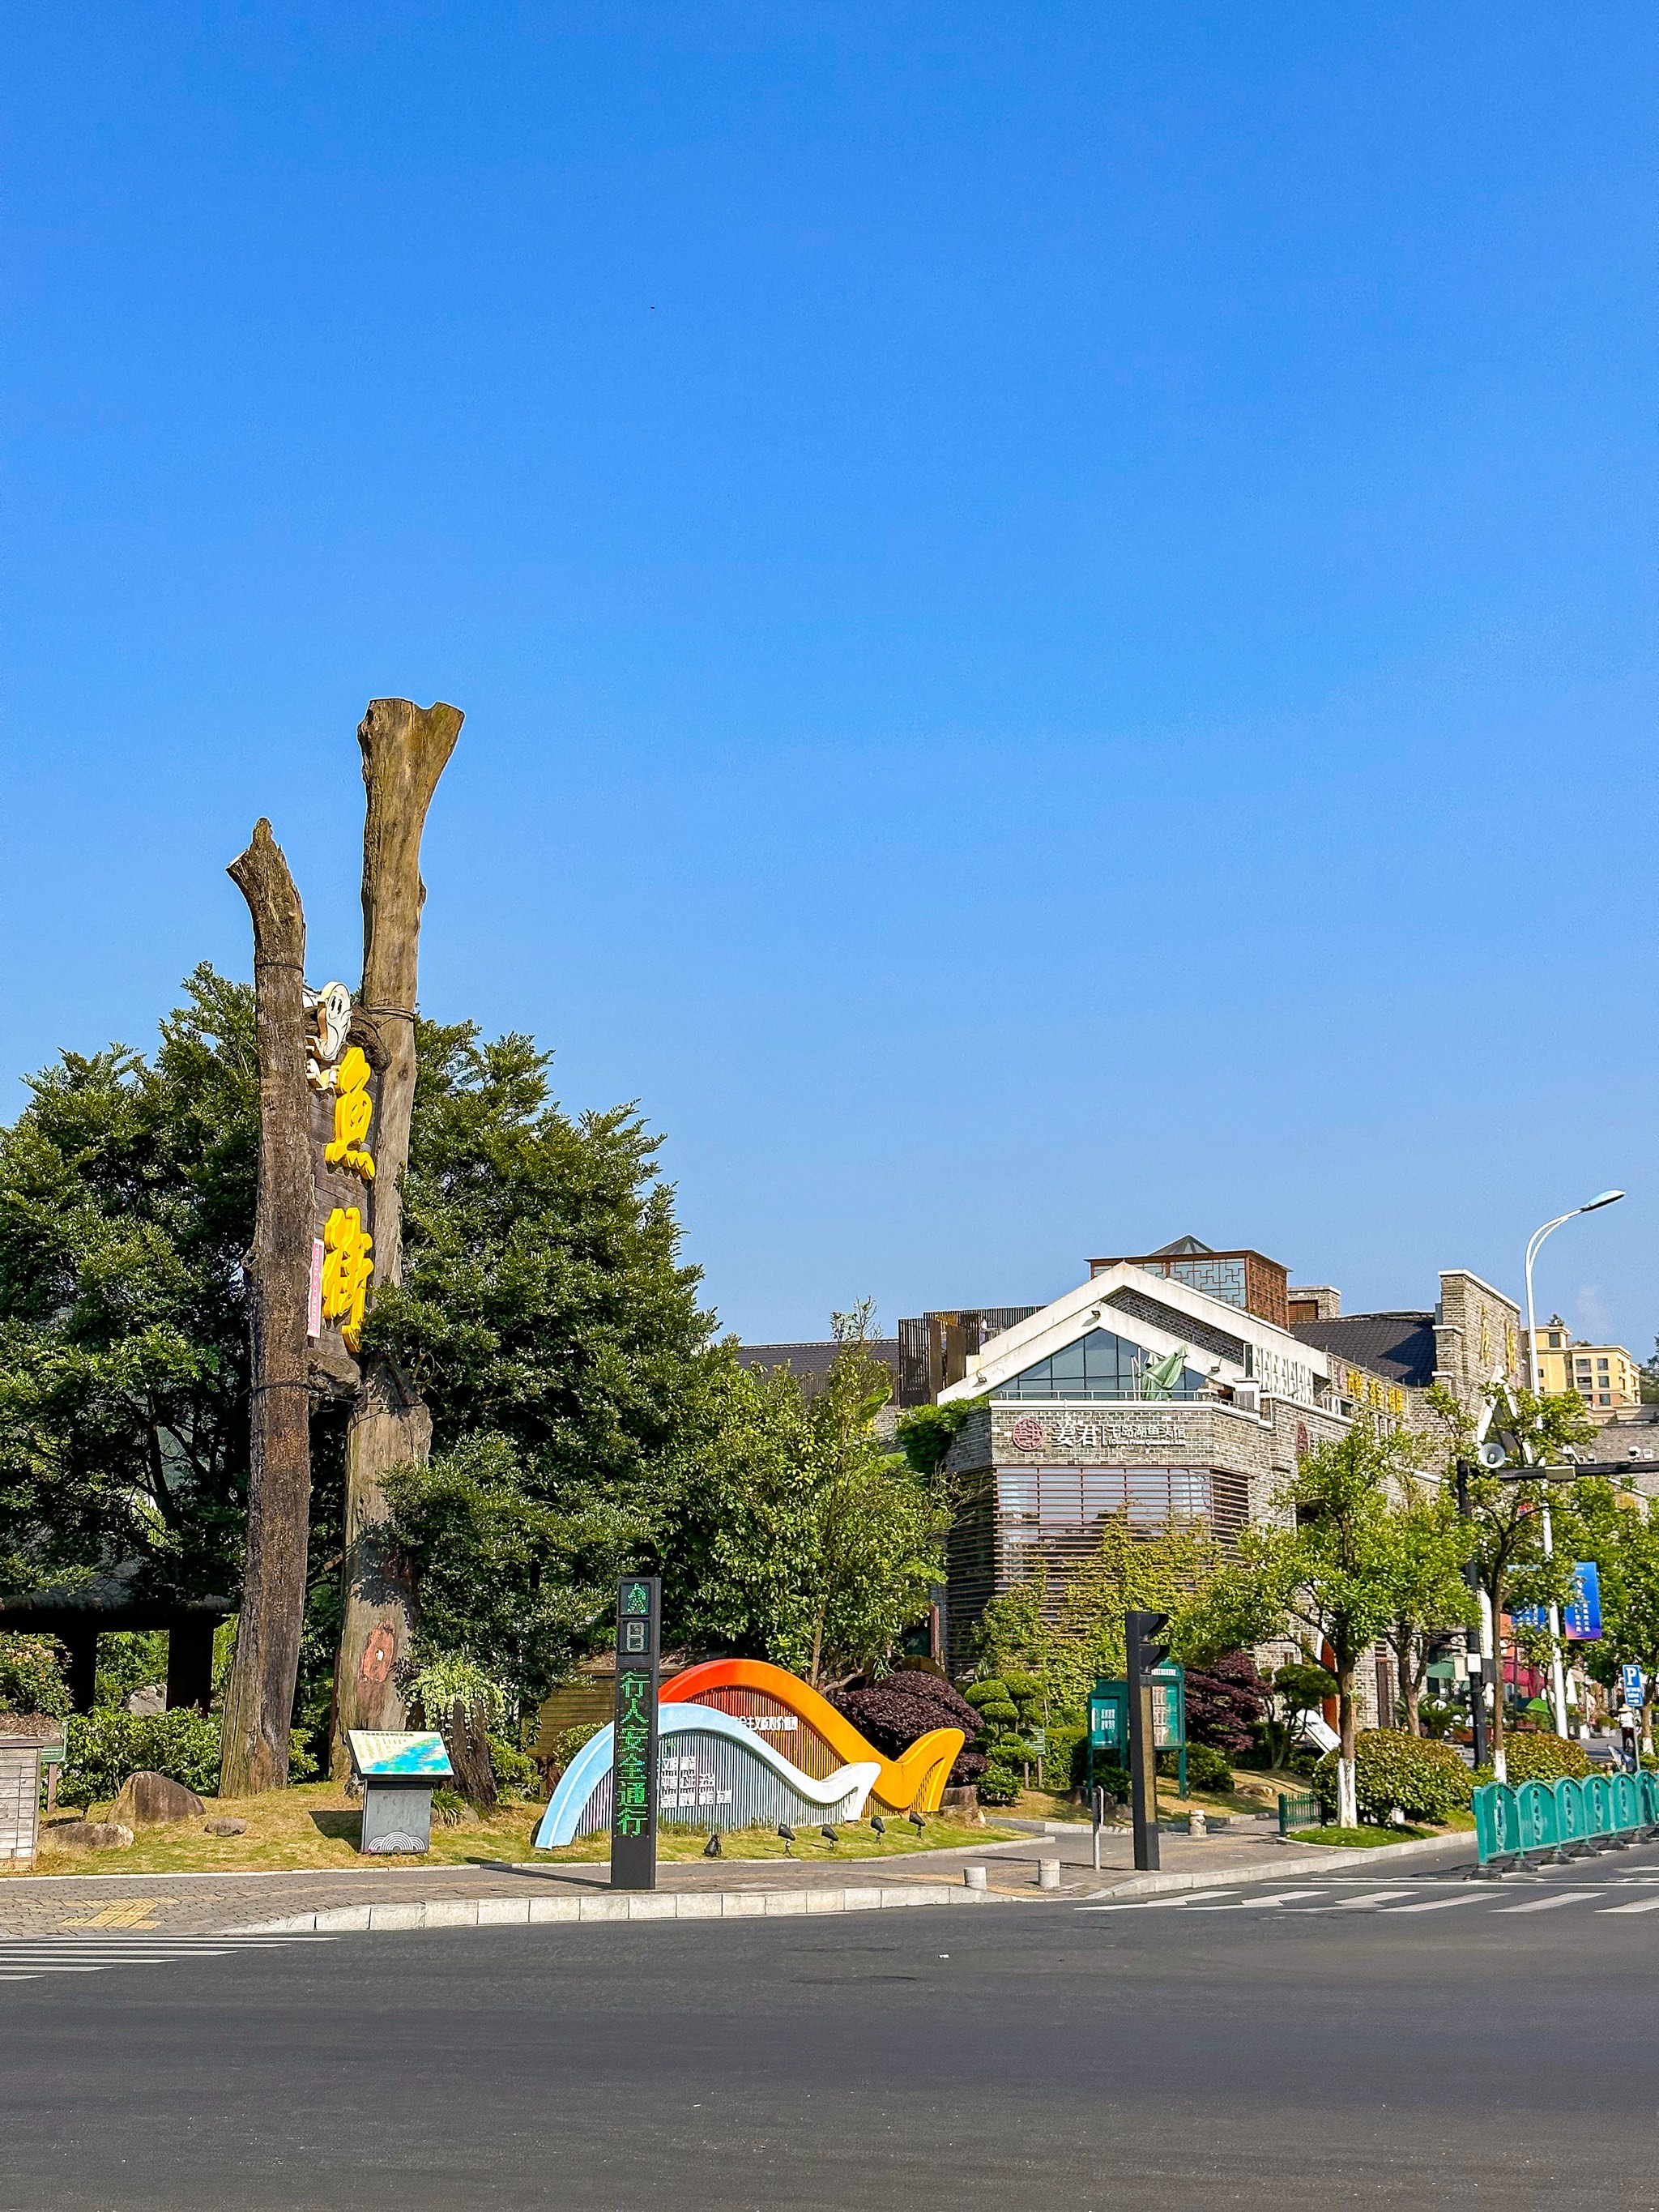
[2,4,1653,1351]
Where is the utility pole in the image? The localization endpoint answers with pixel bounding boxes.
[1455,1458,1489,1771]
[1125,1608,1169,1874]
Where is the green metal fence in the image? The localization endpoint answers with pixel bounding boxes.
[1473,1768,1659,1872]
[1277,1790,1323,1836]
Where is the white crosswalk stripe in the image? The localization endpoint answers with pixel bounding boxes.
[1493,1890,1601,1914]
[1078,1879,1659,1923]
[0,1936,334,1983]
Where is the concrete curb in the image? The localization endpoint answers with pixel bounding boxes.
[223,1882,1030,1935]
[1085,1831,1478,1901]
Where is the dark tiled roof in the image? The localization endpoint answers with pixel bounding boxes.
[1290,1313,1438,1389]
[736,1340,902,1397]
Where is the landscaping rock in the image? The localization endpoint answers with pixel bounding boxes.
[111,1770,207,1828]
[204,1817,249,1836]
[51,1821,134,1851]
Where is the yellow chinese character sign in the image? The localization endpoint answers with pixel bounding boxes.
[326,1045,377,1180]
[322,1206,374,1352]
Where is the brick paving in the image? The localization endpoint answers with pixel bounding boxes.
[0,1817,1316,1937]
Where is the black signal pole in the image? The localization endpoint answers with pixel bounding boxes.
[1125,1608,1170,1873]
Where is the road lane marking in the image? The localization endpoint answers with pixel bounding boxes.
[1308,1890,1419,1911]
[1185,1890,1328,1910]
[1081,1891,1240,1911]
[1597,1898,1659,1914]
[1382,1894,1490,1913]
[1493,1891,1601,1914]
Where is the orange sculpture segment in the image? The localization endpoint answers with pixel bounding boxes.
[663,1659,963,1814]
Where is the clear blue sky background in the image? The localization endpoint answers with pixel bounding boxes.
[2,5,1652,1351]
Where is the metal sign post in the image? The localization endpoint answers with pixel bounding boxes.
[610,1574,661,1891]
[1125,1609,1169,1874]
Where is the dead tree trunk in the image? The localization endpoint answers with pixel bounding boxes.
[331,698,463,1770]
[220,821,313,1799]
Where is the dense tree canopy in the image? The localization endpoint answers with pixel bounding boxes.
[0,971,727,1739]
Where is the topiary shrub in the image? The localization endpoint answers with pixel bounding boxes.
[0,1633,71,1722]
[831,1669,987,1787]
[1474,1732,1593,1785]
[963,1679,1020,1727]
[1044,1723,1087,1791]
[1313,1729,1473,1825]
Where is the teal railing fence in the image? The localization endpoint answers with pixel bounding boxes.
[1277,1791,1323,1836]
[1473,1768,1659,1870]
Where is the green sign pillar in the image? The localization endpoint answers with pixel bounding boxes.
[1126,1608,1171,1873]
[610,1574,661,1891]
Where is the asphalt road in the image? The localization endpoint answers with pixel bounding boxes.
[7,1851,1659,2211]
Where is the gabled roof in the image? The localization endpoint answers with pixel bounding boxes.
[938,1262,1331,1403]
[1290,1313,1437,1390]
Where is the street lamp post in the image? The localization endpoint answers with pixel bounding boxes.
[1523,1190,1625,1739]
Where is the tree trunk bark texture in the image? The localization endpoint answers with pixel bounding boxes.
[1336,1680,1358,1830]
[220,822,313,1799]
[331,699,462,1770]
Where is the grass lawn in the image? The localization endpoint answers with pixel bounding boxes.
[12,1787,1011,1879]
[1288,1821,1435,1847]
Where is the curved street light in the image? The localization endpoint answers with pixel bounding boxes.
[1523,1190,1627,1739]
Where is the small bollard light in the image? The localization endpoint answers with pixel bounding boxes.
[1038,1856,1061,1890]
[963,1864,989,1890]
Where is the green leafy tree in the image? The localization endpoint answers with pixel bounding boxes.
[0,965,258,1608]
[1425,1382,1594,1774]
[0,976,724,1752]
[1242,1426,1420,1829]
[1380,1488,1478,1736]
[1570,1484,1659,1745]
[663,1307,944,1687]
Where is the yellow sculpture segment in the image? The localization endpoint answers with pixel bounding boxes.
[662,1659,964,1814]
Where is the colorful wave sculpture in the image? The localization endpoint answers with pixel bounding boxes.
[664,1659,964,1815]
[531,1659,966,1850]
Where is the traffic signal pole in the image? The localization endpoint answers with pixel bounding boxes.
[1125,1608,1169,1873]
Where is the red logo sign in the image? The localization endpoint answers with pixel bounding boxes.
[1011,1414,1046,1450]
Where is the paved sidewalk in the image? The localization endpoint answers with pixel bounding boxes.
[0,1815,1473,1937]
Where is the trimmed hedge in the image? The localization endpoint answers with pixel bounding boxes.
[1313,1729,1473,1825]
[1475,1732,1593,1786]
[1160,1743,1233,1794]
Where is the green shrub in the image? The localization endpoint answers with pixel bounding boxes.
[1474,1732,1593,1785]
[488,1733,540,1800]
[431,1786,467,1827]
[1043,1723,1087,1790]
[1313,1730,1473,1824]
[976,1763,1021,1806]
[1161,1743,1233,1794]
[0,1633,71,1720]
[60,1710,224,1805]
[964,1680,1020,1727]
[546,1723,603,1776]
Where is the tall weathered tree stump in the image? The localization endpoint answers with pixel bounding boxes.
[331,698,463,1770]
[220,821,313,1799]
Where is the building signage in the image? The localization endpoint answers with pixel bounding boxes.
[1001,1409,1209,1456]
[611,1575,661,1890]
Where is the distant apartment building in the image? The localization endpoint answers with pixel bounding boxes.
[1524,1317,1642,1416]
